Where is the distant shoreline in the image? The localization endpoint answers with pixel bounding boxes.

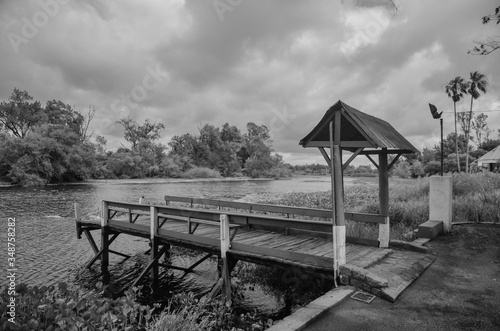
[0,176,279,188]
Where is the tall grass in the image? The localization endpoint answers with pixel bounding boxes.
[452,173,500,223]
[253,173,500,241]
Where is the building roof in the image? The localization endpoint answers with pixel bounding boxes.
[299,100,419,154]
[478,145,500,164]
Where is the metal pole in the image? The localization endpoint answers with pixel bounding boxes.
[440,118,443,176]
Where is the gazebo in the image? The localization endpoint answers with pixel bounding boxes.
[299,100,418,276]
[477,145,500,171]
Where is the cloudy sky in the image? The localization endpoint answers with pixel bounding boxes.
[1,0,499,165]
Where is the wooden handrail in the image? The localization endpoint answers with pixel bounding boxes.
[163,196,386,224]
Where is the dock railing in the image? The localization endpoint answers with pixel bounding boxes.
[164,195,389,247]
[76,197,390,299]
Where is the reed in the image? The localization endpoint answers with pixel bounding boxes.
[257,173,500,241]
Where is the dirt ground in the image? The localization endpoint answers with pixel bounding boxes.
[305,224,500,331]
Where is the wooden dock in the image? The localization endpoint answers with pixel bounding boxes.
[75,196,396,301]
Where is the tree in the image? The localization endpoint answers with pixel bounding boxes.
[471,113,492,147]
[469,5,500,55]
[0,88,44,138]
[44,101,95,142]
[433,132,468,158]
[465,71,488,172]
[445,76,468,172]
[479,139,500,152]
[116,117,165,150]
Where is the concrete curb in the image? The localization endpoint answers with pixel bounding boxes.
[266,286,355,331]
[390,239,430,253]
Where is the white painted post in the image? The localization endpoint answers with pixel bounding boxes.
[150,206,159,288]
[74,202,81,222]
[101,201,109,227]
[220,214,231,301]
[429,176,453,233]
[101,201,110,284]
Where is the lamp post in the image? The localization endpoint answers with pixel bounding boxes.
[428,103,443,176]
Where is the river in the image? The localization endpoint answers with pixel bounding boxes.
[0,176,333,317]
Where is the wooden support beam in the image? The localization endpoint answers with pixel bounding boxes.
[331,114,346,269]
[83,229,99,254]
[378,150,390,248]
[220,214,232,302]
[85,249,102,269]
[150,205,159,290]
[130,244,170,289]
[101,201,110,284]
[159,217,167,228]
[342,148,364,171]
[366,155,379,169]
[158,263,195,272]
[74,202,82,239]
[109,210,118,220]
[318,147,331,166]
[388,153,403,171]
[187,253,213,272]
[109,249,131,259]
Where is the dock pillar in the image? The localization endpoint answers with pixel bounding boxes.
[101,201,110,284]
[378,150,390,248]
[429,176,453,233]
[220,214,232,302]
[150,206,159,290]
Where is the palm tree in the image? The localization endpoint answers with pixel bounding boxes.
[465,71,488,172]
[445,76,467,172]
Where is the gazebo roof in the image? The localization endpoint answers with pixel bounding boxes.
[299,100,419,155]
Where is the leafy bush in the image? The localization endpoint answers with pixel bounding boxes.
[0,282,154,331]
[0,282,274,331]
[181,167,221,179]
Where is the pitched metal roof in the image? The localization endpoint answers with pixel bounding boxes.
[299,100,419,154]
[478,145,500,164]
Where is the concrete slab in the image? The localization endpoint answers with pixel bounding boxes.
[266,286,355,331]
[368,251,436,302]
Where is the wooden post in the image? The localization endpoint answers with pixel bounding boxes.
[220,214,231,302]
[330,115,346,280]
[101,201,110,284]
[74,202,81,239]
[150,206,159,290]
[378,150,390,248]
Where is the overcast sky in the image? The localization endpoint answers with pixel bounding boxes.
[1,0,499,165]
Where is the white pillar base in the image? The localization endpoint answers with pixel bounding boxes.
[378,217,390,248]
[335,225,346,267]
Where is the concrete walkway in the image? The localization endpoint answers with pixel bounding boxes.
[302,224,500,331]
[268,243,435,330]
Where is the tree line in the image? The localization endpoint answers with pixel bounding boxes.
[0,88,291,186]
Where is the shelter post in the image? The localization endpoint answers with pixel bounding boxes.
[330,116,346,275]
[378,149,390,247]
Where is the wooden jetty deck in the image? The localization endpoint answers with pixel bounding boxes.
[75,196,429,302]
